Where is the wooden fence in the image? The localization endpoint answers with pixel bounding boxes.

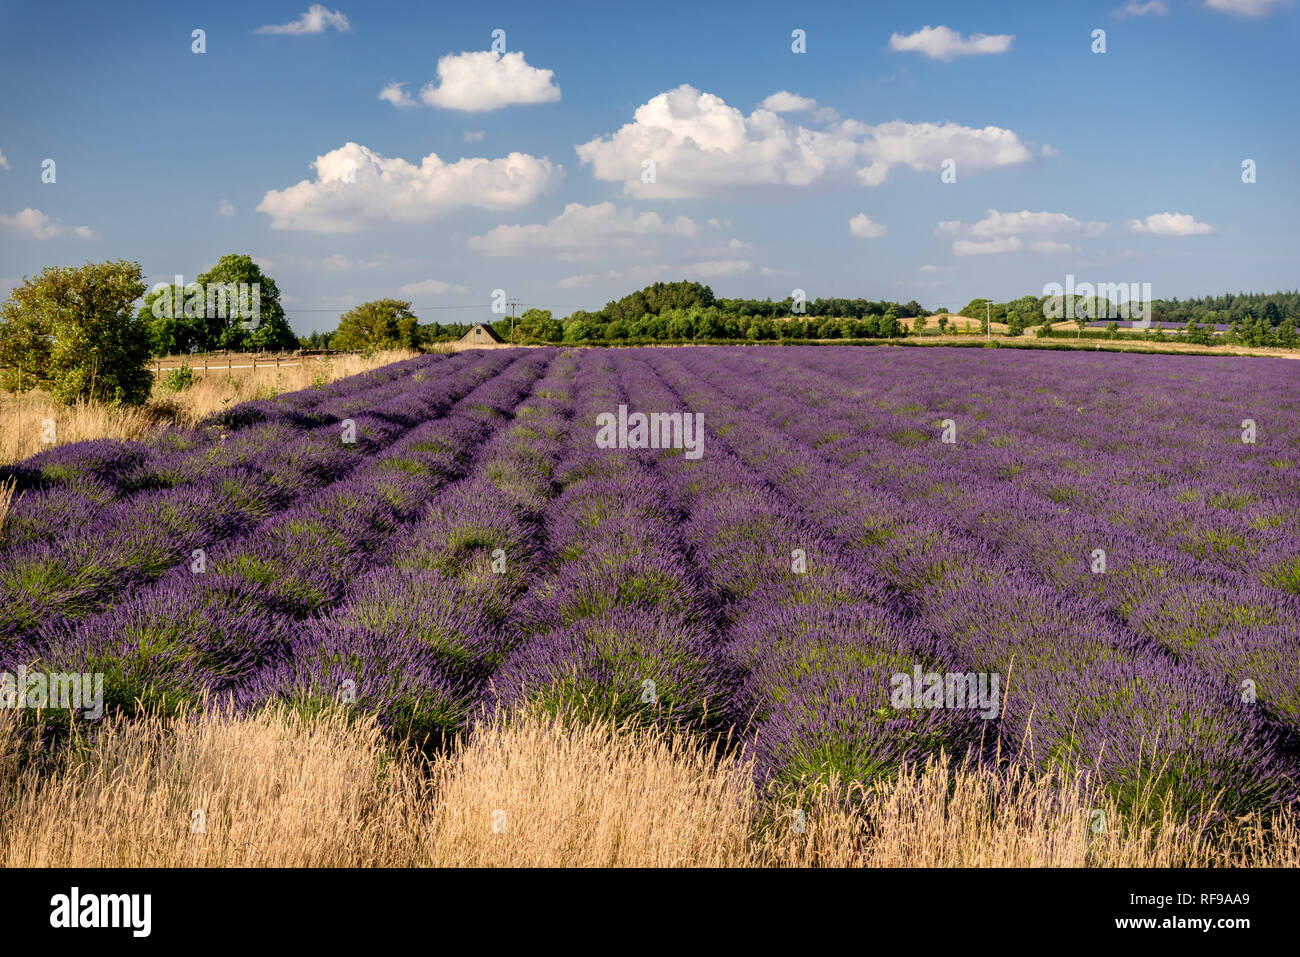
[150,350,365,376]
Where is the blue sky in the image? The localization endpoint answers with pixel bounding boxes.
[1,0,1296,334]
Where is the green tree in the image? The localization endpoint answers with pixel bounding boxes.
[0,260,152,405]
[1277,316,1297,349]
[332,299,417,351]
[199,254,295,351]
[911,314,926,335]
[516,308,563,344]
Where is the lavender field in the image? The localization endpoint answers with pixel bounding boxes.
[2,345,1299,835]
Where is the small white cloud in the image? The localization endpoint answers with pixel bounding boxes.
[0,207,95,239]
[848,213,887,238]
[399,278,471,296]
[255,5,351,35]
[379,82,418,108]
[419,50,560,111]
[321,254,352,271]
[1112,1,1170,17]
[969,209,1106,238]
[889,25,1014,60]
[463,131,485,142]
[1027,240,1080,254]
[1205,0,1290,16]
[1041,143,1060,157]
[935,220,962,235]
[1127,212,1214,235]
[953,236,1021,255]
[219,199,236,217]
[759,91,818,112]
[0,148,9,171]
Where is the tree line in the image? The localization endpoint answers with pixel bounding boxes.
[2,261,1296,408]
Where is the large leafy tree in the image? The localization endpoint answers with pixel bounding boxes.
[199,254,296,351]
[139,253,296,353]
[0,260,152,405]
[331,298,418,351]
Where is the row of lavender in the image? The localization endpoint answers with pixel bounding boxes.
[0,352,515,649]
[1,351,557,717]
[699,349,1300,732]
[639,348,1297,817]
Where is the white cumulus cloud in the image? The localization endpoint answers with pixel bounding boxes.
[219,199,236,217]
[417,50,560,111]
[255,5,351,35]
[0,207,97,239]
[379,82,418,108]
[968,209,1106,238]
[1113,1,1170,17]
[256,142,562,233]
[849,213,887,238]
[0,148,9,171]
[575,85,1031,198]
[399,278,471,296]
[468,201,700,260]
[759,91,818,112]
[953,236,1022,256]
[1127,212,1214,235]
[1205,0,1291,16]
[889,25,1014,60]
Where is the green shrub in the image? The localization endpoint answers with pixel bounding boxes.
[162,363,196,391]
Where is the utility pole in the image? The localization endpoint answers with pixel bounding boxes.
[508,298,521,344]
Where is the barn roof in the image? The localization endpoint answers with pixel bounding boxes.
[460,323,504,343]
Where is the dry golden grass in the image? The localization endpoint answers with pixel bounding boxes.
[2,707,1295,867]
[0,476,17,533]
[421,712,753,866]
[0,348,426,465]
[0,706,426,867]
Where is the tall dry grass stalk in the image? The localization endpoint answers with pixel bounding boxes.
[3,707,1296,867]
[0,476,17,534]
[0,348,425,465]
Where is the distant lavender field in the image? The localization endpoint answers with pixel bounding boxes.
[1084,320,1232,331]
[2,346,1297,817]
